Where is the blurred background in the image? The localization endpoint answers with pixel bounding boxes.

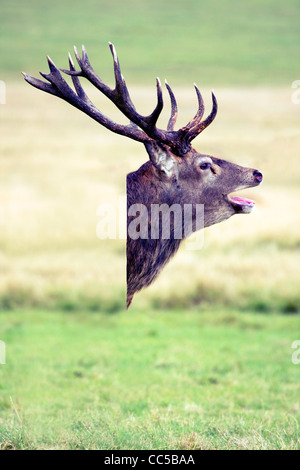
[1,0,299,312]
[0,0,299,450]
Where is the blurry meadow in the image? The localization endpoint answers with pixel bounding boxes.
[0,0,299,450]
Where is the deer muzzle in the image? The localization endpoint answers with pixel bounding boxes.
[228,168,263,214]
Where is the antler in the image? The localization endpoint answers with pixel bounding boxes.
[23,43,218,155]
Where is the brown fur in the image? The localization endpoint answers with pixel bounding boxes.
[127,144,262,306]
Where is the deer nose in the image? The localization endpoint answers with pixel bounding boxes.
[253,170,263,183]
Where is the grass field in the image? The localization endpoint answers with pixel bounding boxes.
[1,0,300,85]
[0,83,299,450]
[0,0,300,451]
[0,309,299,450]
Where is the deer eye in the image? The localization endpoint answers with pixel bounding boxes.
[200,162,211,170]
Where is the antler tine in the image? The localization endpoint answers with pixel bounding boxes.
[64,52,93,105]
[108,43,163,130]
[23,56,74,100]
[109,42,123,91]
[39,56,60,81]
[165,80,178,131]
[22,71,61,97]
[60,51,82,77]
[193,84,205,122]
[69,45,114,101]
[39,56,79,100]
[108,42,138,115]
[182,84,205,133]
[81,44,89,63]
[186,91,218,142]
[74,45,93,73]
[38,55,102,111]
[145,77,163,128]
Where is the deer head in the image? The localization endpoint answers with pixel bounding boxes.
[23,44,263,309]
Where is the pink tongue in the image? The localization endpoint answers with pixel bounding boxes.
[231,196,255,206]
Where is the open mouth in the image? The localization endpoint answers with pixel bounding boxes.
[228,195,255,213]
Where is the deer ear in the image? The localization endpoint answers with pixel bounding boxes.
[144,141,175,177]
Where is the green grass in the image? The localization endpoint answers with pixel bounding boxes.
[1,0,300,84]
[0,308,299,449]
[1,0,300,449]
